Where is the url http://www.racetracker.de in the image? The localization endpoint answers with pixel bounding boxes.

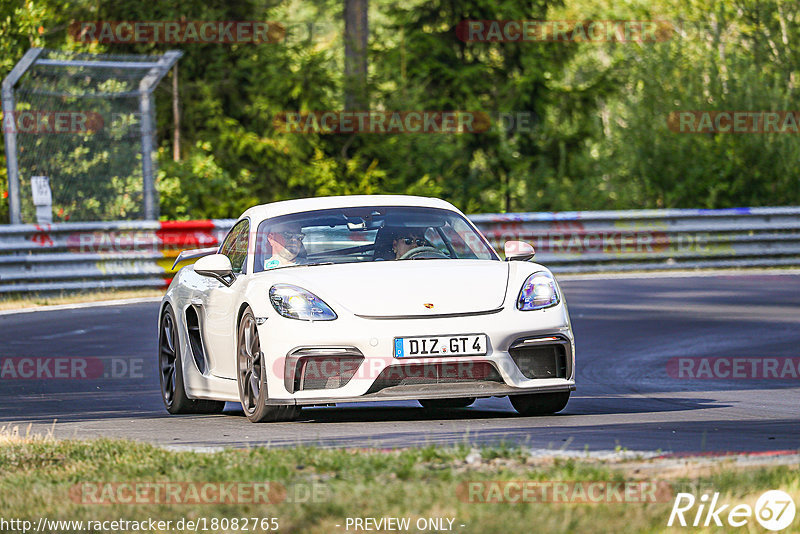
[0,517,281,533]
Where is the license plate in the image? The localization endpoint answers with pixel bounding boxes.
[393,334,488,358]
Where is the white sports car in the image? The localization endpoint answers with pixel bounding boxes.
[159,195,575,422]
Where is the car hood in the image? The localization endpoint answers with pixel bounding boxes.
[274,260,510,317]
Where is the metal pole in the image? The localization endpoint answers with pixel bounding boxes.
[139,91,156,220]
[34,59,163,69]
[172,64,180,162]
[138,50,182,221]
[2,88,21,224]
[2,48,43,224]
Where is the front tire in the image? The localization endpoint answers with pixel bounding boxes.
[510,392,570,416]
[237,307,300,423]
[419,398,476,409]
[159,305,225,415]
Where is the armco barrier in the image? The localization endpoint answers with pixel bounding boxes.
[0,206,798,294]
[474,206,800,273]
[0,220,234,294]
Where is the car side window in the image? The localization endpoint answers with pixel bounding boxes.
[220,220,250,274]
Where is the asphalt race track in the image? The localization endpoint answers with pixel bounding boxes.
[1,273,798,454]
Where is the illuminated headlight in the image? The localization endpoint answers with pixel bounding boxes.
[517,272,559,311]
[269,284,337,321]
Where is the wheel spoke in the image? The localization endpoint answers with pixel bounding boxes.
[249,373,260,402]
[164,367,175,401]
[164,319,175,353]
[244,320,253,354]
[249,330,259,360]
[160,341,175,357]
[241,369,252,409]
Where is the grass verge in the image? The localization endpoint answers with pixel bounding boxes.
[0,437,798,533]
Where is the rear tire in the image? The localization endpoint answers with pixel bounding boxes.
[510,392,570,416]
[159,305,226,415]
[237,307,300,423]
[418,398,476,409]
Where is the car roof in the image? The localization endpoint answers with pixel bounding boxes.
[240,195,463,223]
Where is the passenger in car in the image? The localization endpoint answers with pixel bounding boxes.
[264,225,306,269]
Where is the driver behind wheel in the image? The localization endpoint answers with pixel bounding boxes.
[393,229,429,260]
[264,223,307,269]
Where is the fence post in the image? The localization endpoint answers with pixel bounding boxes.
[138,50,183,221]
[139,92,156,220]
[2,48,43,225]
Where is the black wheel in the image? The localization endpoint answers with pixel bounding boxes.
[237,307,300,423]
[510,392,570,416]
[159,305,225,415]
[419,398,476,409]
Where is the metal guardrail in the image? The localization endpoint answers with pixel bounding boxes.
[0,206,798,294]
[0,220,232,294]
[473,206,800,273]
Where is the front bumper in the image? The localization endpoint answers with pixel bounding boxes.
[267,382,575,406]
[257,301,575,406]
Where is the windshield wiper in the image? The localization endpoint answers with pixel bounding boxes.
[269,261,335,271]
[299,261,335,268]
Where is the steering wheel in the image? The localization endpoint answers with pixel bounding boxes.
[399,246,448,260]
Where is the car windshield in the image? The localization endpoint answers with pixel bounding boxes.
[253,206,498,272]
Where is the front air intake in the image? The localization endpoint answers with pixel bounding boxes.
[185,306,207,374]
[284,347,364,393]
[365,361,503,394]
[508,336,571,380]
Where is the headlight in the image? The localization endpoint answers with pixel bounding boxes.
[269,284,337,321]
[517,271,559,310]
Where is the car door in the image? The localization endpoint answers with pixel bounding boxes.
[200,219,250,379]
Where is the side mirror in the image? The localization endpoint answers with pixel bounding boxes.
[504,241,535,261]
[194,254,235,286]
